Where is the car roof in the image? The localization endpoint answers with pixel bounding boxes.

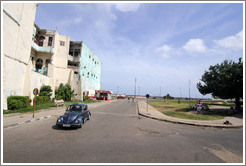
[69,103,87,107]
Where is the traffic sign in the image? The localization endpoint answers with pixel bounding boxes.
[33,88,39,95]
[146,94,150,98]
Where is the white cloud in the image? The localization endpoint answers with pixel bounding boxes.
[114,3,140,12]
[214,30,243,51]
[156,44,172,58]
[183,39,207,53]
[59,17,83,27]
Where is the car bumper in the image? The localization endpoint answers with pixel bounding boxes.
[56,123,81,128]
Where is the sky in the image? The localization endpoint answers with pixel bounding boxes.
[35,2,244,98]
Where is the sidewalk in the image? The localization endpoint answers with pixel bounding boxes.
[137,101,243,128]
[3,100,118,129]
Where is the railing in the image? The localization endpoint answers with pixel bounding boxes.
[33,66,48,76]
[68,55,80,62]
[31,41,54,54]
[68,65,80,73]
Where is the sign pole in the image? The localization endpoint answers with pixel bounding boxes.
[147,98,148,112]
[33,88,38,118]
[145,94,150,112]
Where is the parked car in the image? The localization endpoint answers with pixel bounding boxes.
[56,103,91,128]
[117,96,125,99]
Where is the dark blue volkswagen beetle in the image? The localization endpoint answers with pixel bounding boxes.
[56,103,91,128]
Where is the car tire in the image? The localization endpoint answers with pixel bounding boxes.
[78,124,82,128]
[87,114,90,120]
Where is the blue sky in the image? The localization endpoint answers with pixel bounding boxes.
[35,2,244,98]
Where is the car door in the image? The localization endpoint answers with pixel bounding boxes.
[82,105,87,121]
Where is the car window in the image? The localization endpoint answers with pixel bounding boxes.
[67,105,82,112]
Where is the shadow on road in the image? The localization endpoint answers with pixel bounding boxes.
[51,125,79,130]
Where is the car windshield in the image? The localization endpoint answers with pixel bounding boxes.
[66,105,82,112]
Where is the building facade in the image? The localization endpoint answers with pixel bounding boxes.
[80,42,102,98]
[2,3,102,110]
[3,3,37,110]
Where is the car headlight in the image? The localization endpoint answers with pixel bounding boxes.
[58,118,62,123]
[75,119,79,124]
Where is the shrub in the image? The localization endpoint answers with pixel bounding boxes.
[39,85,53,98]
[7,96,31,110]
[83,95,89,101]
[8,99,26,110]
[55,83,76,101]
[35,96,51,105]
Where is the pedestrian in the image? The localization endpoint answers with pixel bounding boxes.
[197,104,202,114]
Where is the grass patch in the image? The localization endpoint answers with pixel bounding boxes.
[149,99,226,121]
[3,100,103,114]
[3,102,55,114]
[148,99,197,110]
[162,111,225,120]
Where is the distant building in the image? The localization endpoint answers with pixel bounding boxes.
[69,41,102,99]
[80,42,102,98]
[2,3,102,109]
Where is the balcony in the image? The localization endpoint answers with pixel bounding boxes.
[32,41,54,54]
[33,66,48,76]
[68,65,80,73]
[68,55,80,62]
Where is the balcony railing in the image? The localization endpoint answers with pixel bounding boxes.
[32,41,54,54]
[68,55,80,62]
[33,66,48,76]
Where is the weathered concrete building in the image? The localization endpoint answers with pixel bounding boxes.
[80,42,102,98]
[3,3,37,110]
[68,41,102,98]
[2,3,102,110]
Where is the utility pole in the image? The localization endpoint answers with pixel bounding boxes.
[160,87,162,97]
[134,78,137,101]
[188,79,191,105]
[138,86,140,96]
[117,86,119,95]
[180,87,181,98]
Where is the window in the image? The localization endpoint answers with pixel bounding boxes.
[75,49,80,56]
[60,41,65,46]
[89,55,91,59]
[69,49,73,56]
[48,37,53,46]
[36,59,43,69]
[38,36,45,46]
[45,59,51,67]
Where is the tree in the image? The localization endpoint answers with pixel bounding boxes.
[163,94,174,99]
[39,85,53,98]
[197,58,243,110]
[55,83,76,101]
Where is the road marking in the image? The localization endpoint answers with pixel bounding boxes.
[4,115,55,129]
[203,145,243,163]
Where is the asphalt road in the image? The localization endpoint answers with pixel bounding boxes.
[3,100,243,163]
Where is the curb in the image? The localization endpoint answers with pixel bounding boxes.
[4,115,53,129]
[137,102,243,129]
